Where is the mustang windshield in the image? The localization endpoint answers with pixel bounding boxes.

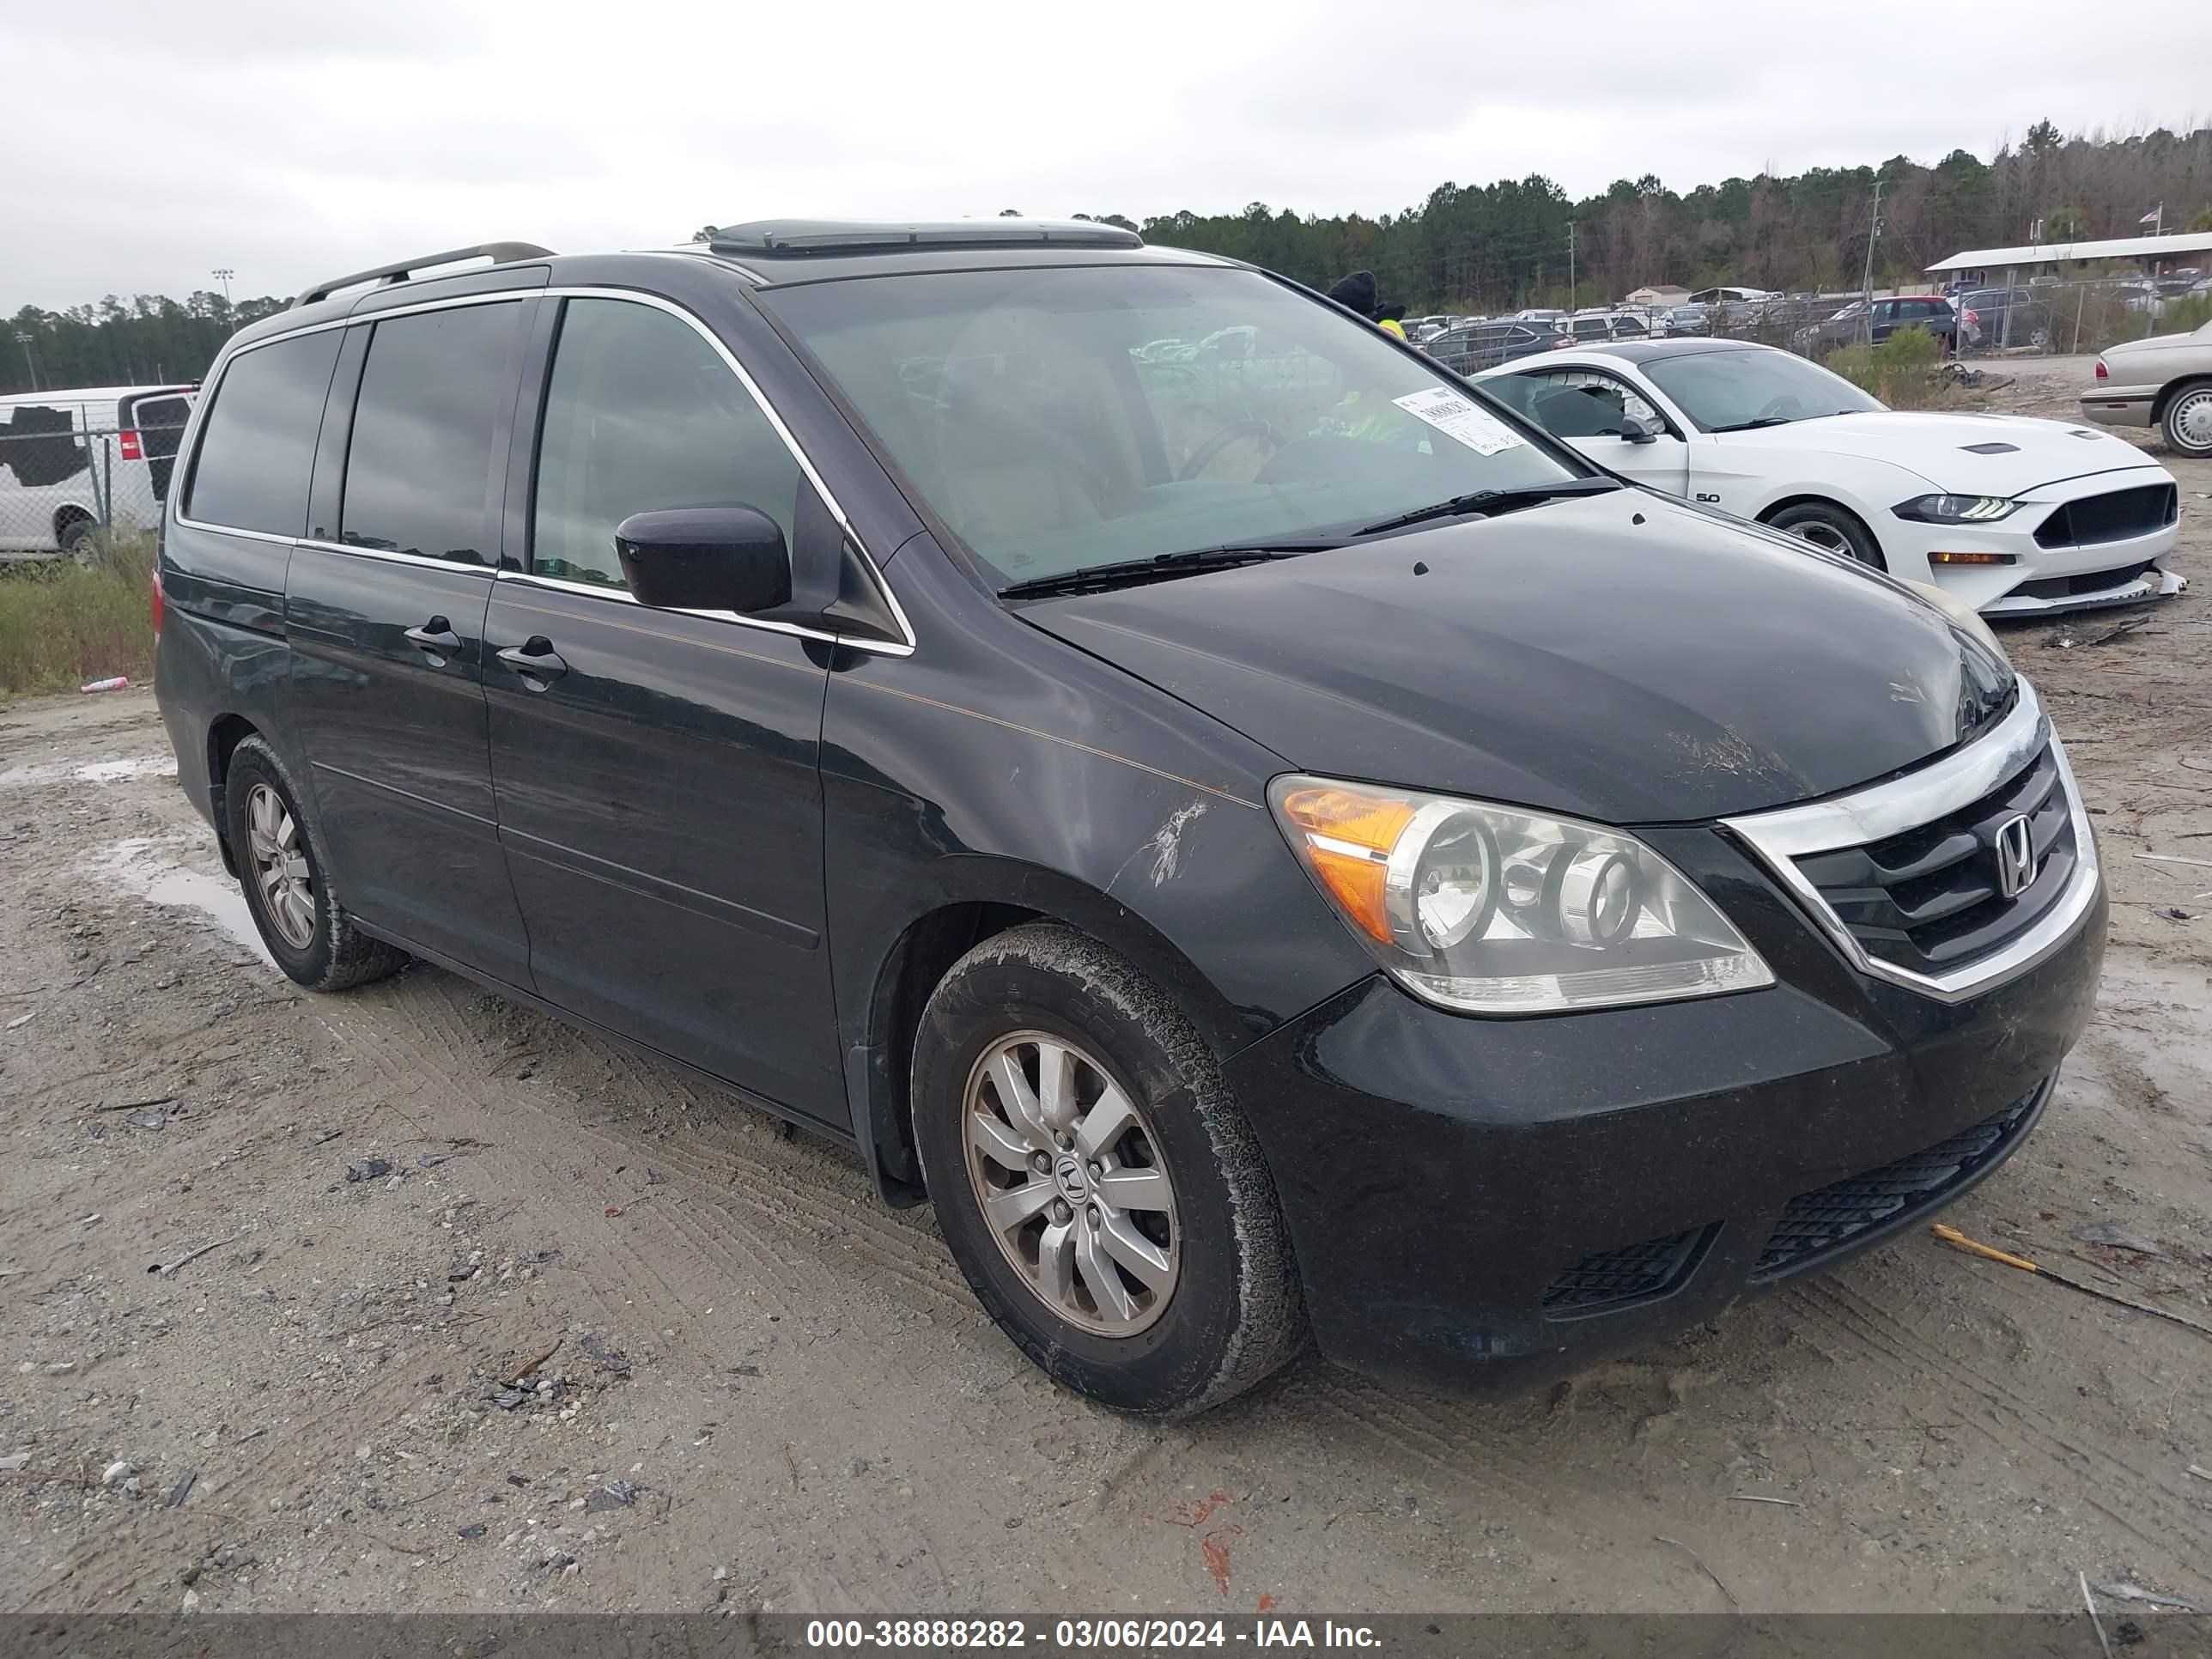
[760,265,1584,589]
[1645,348,1885,433]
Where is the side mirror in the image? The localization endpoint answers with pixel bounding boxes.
[615,505,791,613]
[1621,415,1664,445]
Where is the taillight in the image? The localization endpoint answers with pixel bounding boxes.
[118,429,143,461]
[150,568,165,637]
[2094,359,2108,380]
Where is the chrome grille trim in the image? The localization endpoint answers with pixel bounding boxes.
[1723,681,2100,1003]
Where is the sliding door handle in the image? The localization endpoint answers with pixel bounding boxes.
[495,637,568,684]
[403,617,464,661]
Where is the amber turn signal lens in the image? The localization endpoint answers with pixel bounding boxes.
[1927,550,2015,565]
[1276,784,1417,945]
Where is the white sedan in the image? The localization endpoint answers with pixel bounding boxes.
[1470,339,2184,616]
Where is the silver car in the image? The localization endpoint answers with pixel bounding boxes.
[2081,318,2212,459]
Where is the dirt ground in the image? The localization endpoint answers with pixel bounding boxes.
[3,358,2209,1619]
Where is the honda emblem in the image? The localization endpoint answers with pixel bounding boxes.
[1993,814,2035,900]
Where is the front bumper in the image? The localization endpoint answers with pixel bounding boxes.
[1229,791,2106,1397]
[1887,472,2182,617]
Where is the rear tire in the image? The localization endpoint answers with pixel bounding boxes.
[222,736,409,992]
[912,923,1305,1415]
[2162,382,2212,459]
[58,517,98,567]
[1766,501,1886,570]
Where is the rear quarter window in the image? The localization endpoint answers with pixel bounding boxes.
[187,333,343,536]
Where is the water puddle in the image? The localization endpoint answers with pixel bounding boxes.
[82,837,276,968]
[0,753,177,788]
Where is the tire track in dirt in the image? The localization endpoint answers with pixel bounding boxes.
[1778,1259,2209,1582]
[307,962,969,1301]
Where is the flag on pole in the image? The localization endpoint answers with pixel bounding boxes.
[2139,204,2163,227]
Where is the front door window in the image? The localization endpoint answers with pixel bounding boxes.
[531,299,804,589]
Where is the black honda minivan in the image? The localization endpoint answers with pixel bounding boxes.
[154,222,2104,1413]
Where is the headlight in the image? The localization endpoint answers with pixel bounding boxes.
[1893,494,2021,524]
[1269,777,1775,1015]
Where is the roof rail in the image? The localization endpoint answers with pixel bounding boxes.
[706,219,1142,256]
[291,242,556,308]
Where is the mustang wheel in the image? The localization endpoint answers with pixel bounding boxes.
[913,923,1305,1414]
[222,736,410,991]
[1767,501,1885,569]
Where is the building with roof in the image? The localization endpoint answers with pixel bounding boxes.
[1925,231,2212,287]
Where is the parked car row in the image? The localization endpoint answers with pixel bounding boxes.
[1790,295,1960,356]
[145,221,2147,1416]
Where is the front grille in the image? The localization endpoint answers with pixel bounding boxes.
[1542,1224,1712,1317]
[1790,741,2075,975]
[2033,483,2178,548]
[2011,559,2157,601]
[1751,1084,2045,1280]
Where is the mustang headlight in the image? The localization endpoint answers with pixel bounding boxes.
[1893,494,2021,524]
[1270,777,1774,1015]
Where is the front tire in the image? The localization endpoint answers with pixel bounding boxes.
[2162,381,2212,459]
[1766,501,1886,569]
[222,736,409,991]
[913,924,1305,1414]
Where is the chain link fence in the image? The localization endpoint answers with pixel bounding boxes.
[1,395,192,565]
[1682,276,2203,364]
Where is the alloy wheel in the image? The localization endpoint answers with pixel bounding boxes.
[1788,520,1852,556]
[246,782,315,949]
[962,1031,1180,1336]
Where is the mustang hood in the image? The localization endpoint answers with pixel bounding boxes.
[1725,410,2162,493]
[1024,492,2014,823]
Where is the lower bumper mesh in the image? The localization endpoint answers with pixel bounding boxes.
[1542,1225,1711,1317]
[1751,1084,2046,1281]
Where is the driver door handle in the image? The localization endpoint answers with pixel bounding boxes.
[496,637,569,684]
[403,617,464,659]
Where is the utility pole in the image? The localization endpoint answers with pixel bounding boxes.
[212,268,234,307]
[1859,180,1884,346]
[13,330,40,392]
[1567,222,1577,309]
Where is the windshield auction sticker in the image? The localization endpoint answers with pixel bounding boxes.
[1391,387,1527,455]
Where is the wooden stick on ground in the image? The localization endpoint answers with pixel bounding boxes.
[1931,1224,2212,1339]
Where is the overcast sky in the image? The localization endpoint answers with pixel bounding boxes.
[3,0,2207,311]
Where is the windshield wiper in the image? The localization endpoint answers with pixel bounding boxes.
[1709,415,1795,432]
[1355,476,1620,536]
[998,538,1345,599]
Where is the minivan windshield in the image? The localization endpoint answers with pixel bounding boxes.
[1643,347,1885,433]
[761,265,1586,589]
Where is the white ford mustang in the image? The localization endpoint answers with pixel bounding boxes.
[1470,339,2184,616]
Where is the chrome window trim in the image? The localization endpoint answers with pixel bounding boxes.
[170,284,918,659]
[493,567,903,652]
[1723,681,2100,1004]
[169,518,295,549]
[295,536,501,574]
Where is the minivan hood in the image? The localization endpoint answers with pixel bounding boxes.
[1723,410,2155,493]
[1024,492,2012,824]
